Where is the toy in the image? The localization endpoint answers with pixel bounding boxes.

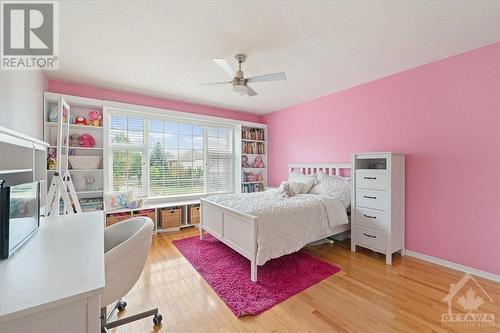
[79,134,95,147]
[126,198,143,210]
[242,155,251,168]
[47,158,56,170]
[84,176,97,191]
[48,147,56,159]
[48,108,58,123]
[88,111,102,127]
[69,134,80,147]
[74,116,87,125]
[252,155,265,168]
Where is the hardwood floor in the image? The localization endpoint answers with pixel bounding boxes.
[111,227,499,333]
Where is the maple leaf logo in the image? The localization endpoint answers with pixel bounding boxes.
[458,288,484,313]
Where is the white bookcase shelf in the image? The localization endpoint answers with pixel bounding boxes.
[240,125,267,193]
[43,92,105,213]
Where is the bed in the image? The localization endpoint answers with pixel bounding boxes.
[199,163,351,282]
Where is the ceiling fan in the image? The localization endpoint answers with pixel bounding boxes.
[199,54,287,97]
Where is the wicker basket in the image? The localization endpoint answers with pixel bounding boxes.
[106,212,132,226]
[133,209,156,222]
[69,156,101,170]
[189,205,200,225]
[160,207,181,229]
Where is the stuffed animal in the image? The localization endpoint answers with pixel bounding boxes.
[48,108,58,123]
[69,134,80,147]
[88,111,102,127]
[79,134,95,147]
[74,116,86,126]
[47,158,56,170]
[253,155,265,168]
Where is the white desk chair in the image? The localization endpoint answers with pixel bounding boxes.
[100,217,162,332]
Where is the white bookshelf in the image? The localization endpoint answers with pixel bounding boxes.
[43,92,105,212]
[240,125,267,193]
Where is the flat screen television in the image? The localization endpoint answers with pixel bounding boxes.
[0,181,40,259]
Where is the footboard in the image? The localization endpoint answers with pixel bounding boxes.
[199,198,259,282]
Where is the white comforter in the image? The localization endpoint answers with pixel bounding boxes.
[206,190,349,265]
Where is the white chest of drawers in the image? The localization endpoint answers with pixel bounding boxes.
[350,152,405,265]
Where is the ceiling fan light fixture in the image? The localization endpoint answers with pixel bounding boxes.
[232,84,247,95]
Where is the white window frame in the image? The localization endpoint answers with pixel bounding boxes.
[104,101,240,202]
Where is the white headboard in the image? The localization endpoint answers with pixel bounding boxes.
[288,163,351,177]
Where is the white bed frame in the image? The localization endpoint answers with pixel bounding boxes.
[199,163,351,282]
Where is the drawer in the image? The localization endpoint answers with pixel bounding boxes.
[356,170,388,190]
[356,226,386,251]
[355,207,387,231]
[355,189,387,211]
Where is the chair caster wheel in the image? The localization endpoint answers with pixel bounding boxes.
[153,314,163,325]
[117,301,127,311]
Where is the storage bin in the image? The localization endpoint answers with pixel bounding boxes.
[189,205,200,225]
[133,209,156,222]
[160,207,181,229]
[69,156,101,170]
[106,212,132,226]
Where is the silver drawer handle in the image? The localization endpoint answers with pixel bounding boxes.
[364,195,377,199]
[363,233,376,238]
[363,214,376,219]
[363,177,377,180]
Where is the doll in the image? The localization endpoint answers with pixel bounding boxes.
[74,116,87,125]
[88,111,102,127]
[252,155,265,168]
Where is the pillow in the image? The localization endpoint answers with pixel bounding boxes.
[310,171,352,208]
[288,172,317,193]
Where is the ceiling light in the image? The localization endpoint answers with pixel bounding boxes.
[232,84,247,95]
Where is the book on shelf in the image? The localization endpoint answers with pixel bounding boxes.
[241,183,264,193]
[242,128,264,141]
[242,142,265,154]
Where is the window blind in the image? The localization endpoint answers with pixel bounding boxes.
[109,113,234,199]
[109,115,145,196]
[110,115,144,145]
[206,126,233,194]
[148,120,205,197]
[111,150,143,196]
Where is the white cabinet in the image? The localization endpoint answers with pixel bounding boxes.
[350,152,405,265]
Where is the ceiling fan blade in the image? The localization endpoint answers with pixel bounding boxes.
[198,81,232,86]
[247,72,287,83]
[246,85,258,97]
[213,58,236,78]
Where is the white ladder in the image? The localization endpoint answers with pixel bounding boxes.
[46,96,82,216]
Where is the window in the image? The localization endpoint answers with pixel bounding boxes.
[109,115,145,196]
[108,111,234,199]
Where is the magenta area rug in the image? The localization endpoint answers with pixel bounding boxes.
[173,235,340,317]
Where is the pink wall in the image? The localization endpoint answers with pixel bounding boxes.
[47,80,264,123]
[264,43,500,275]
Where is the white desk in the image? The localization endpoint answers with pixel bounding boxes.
[0,212,105,333]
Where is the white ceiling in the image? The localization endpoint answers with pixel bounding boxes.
[49,1,500,115]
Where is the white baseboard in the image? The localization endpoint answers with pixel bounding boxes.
[405,250,500,283]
